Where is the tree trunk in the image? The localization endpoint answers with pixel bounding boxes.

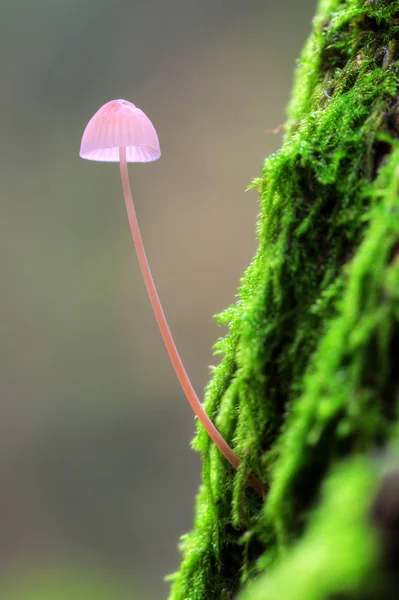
[169,1,399,598]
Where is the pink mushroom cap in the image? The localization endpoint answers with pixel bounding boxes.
[79,99,161,163]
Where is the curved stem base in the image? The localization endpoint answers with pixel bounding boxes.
[118,147,265,497]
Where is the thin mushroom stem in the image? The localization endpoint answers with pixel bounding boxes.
[118,147,265,497]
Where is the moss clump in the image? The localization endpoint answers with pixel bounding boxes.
[240,458,380,600]
[169,1,399,598]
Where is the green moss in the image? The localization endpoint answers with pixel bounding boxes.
[169,1,399,598]
[265,141,399,544]
[240,458,380,600]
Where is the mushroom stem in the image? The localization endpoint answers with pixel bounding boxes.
[118,147,265,497]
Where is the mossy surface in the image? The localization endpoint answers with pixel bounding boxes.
[240,457,381,600]
[168,1,399,598]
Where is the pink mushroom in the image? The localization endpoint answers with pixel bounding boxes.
[80,99,264,496]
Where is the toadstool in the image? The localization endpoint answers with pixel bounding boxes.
[79,99,264,496]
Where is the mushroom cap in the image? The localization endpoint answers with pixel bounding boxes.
[79,99,161,163]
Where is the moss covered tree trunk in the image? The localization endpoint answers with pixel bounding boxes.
[169,1,399,598]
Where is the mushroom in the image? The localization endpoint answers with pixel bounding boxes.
[79,99,264,496]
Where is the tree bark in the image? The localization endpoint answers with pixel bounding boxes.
[169,1,399,598]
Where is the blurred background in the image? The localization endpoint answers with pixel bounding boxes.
[0,1,316,598]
